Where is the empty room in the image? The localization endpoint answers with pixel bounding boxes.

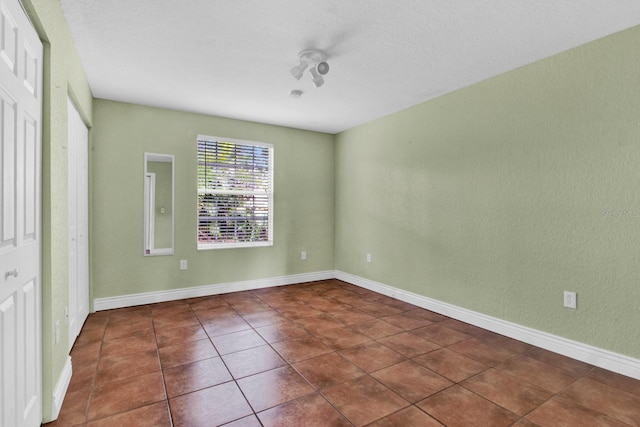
[2,1,640,426]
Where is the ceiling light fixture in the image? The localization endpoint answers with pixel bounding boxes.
[290,49,329,87]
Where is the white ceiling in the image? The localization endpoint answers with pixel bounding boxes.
[60,0,640,134]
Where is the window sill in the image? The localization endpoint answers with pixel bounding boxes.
[197,241,273,250]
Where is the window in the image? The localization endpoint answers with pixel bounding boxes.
[197,135,273,249]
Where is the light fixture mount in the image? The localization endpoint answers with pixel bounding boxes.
[297,49,328,65]
[290,49,330,87]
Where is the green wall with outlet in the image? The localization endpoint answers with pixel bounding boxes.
[335,25,640,359]
[91,100,335,299]
[16,0,640,420]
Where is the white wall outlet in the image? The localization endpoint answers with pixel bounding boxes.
[301,251,307,260]
[180,259,188,270]
[366,253,372,263]
[55,320,60,345]
[563,291,577,309]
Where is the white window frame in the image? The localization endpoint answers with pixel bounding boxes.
[197,134,274,250]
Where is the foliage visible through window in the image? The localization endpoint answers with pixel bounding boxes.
[197,135,273,249]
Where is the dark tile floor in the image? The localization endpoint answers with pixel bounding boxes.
[45,279,640,426]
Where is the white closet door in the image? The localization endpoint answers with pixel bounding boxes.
[0,0,43,425]
[67,98,89,349]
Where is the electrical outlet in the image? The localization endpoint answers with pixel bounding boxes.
[180,259,188,270]
[366,253,372,263]
[55,320,60,345]
[301,251,307,260]
[563,291,577,309]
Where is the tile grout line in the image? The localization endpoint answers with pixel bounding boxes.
[81,317,106,425]
[251,290,356,425]
[251,285,417,425]
[152,312,175,427]
[198,303,263,425]
[66,280,640,426]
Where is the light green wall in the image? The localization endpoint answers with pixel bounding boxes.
[335,25,640,359]
[14,2,640,420]
[21,0,93,422]
[91,100,335,299]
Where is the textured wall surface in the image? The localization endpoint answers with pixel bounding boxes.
[21,0,94,421]
[91,100,335,299]
[335,25,640,358]
[15,2,640,421]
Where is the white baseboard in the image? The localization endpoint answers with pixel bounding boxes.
[93,270,335,311]
[92,268,640,381]
[335,270,640,381]
[51,356,72,420]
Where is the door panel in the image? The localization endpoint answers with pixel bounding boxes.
[0,294,17,427]
[21,279,38,417]
[0,88,16,249]
[67,99,77,344]
[67,98,89,348]
[0,0,42,425]
[23,113,37,238]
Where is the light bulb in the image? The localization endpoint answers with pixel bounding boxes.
[290,62,308,80]
[316,61,329,75]
[309,67,324,88]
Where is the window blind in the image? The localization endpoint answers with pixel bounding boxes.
[197,136,273,249]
